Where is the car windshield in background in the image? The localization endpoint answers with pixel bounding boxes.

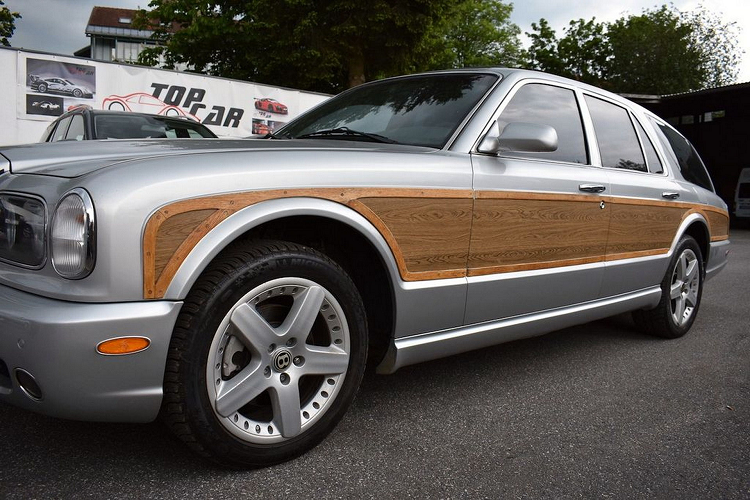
[93,115,216,139]
[278,73,499,148]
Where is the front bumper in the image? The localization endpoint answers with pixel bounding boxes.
[0,283,181,422]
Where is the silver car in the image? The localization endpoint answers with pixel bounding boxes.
[0,69,730,467]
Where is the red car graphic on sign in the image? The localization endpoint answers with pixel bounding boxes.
[102,92,200,121]
[252,122,272,135]
[254,98,288,115]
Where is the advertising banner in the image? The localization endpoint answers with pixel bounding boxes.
[5,48,329,144]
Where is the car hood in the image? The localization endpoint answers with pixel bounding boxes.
[0,139,436,178]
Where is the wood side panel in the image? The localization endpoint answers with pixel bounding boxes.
[468,196,609,271]
[142,187,730,299]
[142,188,473,298]
[355,197,473,275]
[704,209,730,241]
[606,202,684,255]
[154,209,217,279]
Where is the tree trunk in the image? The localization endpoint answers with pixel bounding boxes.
[347,52,366,88]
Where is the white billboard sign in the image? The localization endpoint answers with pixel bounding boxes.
[1,47,330,145]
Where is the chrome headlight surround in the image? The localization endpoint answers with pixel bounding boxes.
[51,188,96,279]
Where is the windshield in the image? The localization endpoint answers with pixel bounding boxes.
[277,73,498,148]
[94,114,216,139]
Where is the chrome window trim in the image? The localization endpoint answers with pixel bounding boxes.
[580,89,670,177]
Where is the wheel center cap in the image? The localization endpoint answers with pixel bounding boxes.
[273,349,293,372]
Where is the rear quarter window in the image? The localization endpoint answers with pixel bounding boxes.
[648,117,713,191]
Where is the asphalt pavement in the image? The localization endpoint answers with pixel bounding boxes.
[1,231,748,499]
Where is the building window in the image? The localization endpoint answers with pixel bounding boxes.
[115,41,143,62]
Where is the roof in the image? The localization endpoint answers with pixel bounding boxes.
[87,6,139,29]
[85,6,177,39]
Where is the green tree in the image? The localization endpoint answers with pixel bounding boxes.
[524,5,741,94]
[606,5,703,93]
[426,0,521,69]
[136,0,455,93]
[685,5,742,88]
[0,0,21,47]
[526,18,610,87]
[525,19,564,76]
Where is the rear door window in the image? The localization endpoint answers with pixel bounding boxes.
[585,95,646,172]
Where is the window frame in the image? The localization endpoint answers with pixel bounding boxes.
[473,78,591,167]
[646,114,715,192]
[580,90,669,177]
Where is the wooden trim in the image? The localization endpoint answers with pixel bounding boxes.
[142,186,730,299]
[143,187,473,298]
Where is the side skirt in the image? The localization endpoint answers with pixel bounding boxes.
[376,287,661,374]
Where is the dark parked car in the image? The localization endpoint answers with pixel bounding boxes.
[40,107,217,142]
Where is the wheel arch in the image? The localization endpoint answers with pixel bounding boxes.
[672,212,710,268]
[162,197,399,365]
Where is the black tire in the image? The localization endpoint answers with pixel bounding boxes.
[38,83,47,93]
[73,88,82,98]
[162,240,368,468]
[632,235,704,338]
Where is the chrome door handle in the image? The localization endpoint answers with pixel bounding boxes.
[579,184,606,193]
[662,192,680,200]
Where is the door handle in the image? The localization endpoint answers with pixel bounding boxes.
[579,184,606,193]
[661,192,680,200]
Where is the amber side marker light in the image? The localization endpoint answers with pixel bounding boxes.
[97,337,151,355]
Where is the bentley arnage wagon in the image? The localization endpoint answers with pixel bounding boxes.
[0,69,730,467]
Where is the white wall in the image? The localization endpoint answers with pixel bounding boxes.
[1,46,330,146]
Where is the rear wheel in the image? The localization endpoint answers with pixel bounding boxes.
[632,235,704,338]
[162,240,367,467]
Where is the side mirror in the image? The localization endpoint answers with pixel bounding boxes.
[477,121,558,155]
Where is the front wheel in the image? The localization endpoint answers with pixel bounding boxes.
[632,235,704,338]
[162,240,367,467]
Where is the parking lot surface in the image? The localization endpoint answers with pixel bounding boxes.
[1,231,748,499]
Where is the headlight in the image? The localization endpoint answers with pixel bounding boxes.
[51,188,96,279]
[0,194,46,268]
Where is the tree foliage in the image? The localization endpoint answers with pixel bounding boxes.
[525,5,742,94]
[135,0,521,92]
[136,0,456,93]
[425,0,521,70]
[0,0,21,47]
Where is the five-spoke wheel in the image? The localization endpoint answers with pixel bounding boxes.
[633,235,704,338]
[208,278,351,443]
[162,241,367,467]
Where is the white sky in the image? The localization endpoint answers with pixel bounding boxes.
[6,0,750,83]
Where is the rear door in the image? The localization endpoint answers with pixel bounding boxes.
[466,80,610,324]
[583,93,693,296]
